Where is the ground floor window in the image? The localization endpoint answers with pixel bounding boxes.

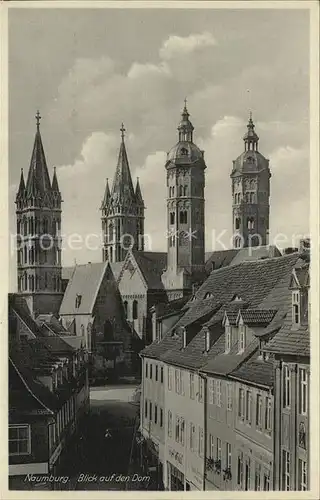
[298,459,308,491]
[167,463,184,491]
[282,450,290,491]
[9,424,31,456]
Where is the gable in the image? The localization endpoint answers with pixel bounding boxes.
[118,252,148,295]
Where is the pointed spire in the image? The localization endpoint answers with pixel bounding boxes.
[25,111,52,198]
[16,168,25,200]
[243,111,259,150]
[109,124,136,205]
[51,167,60,192]
[101,178,111,209]
[135,177,144,206]
[178,99,194,142]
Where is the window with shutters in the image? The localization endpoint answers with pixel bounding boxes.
[265,396,272,433]
[239,388,245,420]
[299,368,308,415]
[283,365,291,408]
[245,390,252,425]
[227,383,232,410]
[168,367,172,391]
[256,394,262,429]
[190,373,195,400]
[216,379,222,407]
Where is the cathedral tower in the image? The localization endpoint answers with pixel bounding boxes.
[101,124,145,263]
[161,102,207,300]
[231,114,271,249]
[15,112,63,317]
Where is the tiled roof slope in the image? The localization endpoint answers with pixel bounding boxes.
[205,249,239,273]
[59,262,108,315]
[229,245,281,267]
[142,254,302,373]
[230,350,275,388]
[240,309,277,325]
[154,295,191,320]
[134,251,167,290]
[9,294,41,336]
[9,359,49,414]
[264,317,310,357]
[224,301,249,325]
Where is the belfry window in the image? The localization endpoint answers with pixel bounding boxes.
[132,300,138,320]
[235,218,241,230]
[183,185,188,196]
[247,217,255,230]
[180,211,187,224]
[170,212,175,225]
[179,185,183,197]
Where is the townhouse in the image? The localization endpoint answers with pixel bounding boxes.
[140,252,309,491]
[264,259,310,491]
[8,294,90,490]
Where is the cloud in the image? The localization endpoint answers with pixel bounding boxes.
[159,32,217,60]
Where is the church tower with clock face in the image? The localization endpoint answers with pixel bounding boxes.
[231,114,271,249]
[161,102,207,301]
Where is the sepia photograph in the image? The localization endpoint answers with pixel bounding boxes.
[2,1,319,496]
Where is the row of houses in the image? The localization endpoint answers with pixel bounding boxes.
[139,251,310,491]
[8,294,90,490]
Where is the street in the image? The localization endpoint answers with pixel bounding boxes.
[73,384,145,491]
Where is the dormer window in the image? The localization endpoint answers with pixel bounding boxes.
[292,291,300,325]
[204,328,210,352]
[239,325,246,354]
[75,294,82,309]
[225,326,231,353]
[182,328,187,348]
[204,292,213,299]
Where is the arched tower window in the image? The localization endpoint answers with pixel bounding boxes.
[179,185,183,197]
[123,300,128,317]
[109,247,113,262]
[170,212,175,225]
[24,273,27,290]
[132,300,138,320]
[183,185,188,196]
[179,211,188,224]
[235,218,241,230]
[31,276,35,291]
[44,272,48,289]
[24,246,27,264]
[247,217,255,230]
[43,218,48,234]
[23,218,28,236]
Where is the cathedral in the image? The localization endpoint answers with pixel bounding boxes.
[14,105,273,346]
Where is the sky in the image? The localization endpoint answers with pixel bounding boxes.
[8,7,310,290]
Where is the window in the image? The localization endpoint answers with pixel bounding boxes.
[198,376,204,402]
[239,325,246,353]
[175,416,180,442]
[190,423,196,452]
[245,458,251,490]
[168,367,172,391]
[227,383,232,410]
[216,380,222,407]
[181,418,185,445]
[282,450,290,491]
[237,452,244,488]
[170,212,175,225]
[198,427,204,457]
[75,294,82,309]
[205,329,210,352]
[292,291,300,325]
[9,425,31,456]
[239,388,245,419]
[168,411,172,437]
[235,217,240,230]
[299,368,308,415]
[132,300,138,320]
[208,378,215,405]
[283,365,291,408]
[255,464,261,491]
[256,394,262,429]
[245,390,252,424]
[175,369,179,394]
[209,434,214,458]
[226,443,232,469]
[182,328,187,348]
[155,365,158,382]
[145,362,148,379]
[160,366,164,384]
[160,408,163,428]
[179,211,187,224]
[265,396,272,432]
[150,363,153,380]
[144,400,148,418]
[123,301,128,317]
[190,373,195,400]
[298,459,308,491]
[216,438,222,462]
[154,404,158,424]
[149,402,152,422]
[225,326,231,353]
[180,371,185,395]
[263,471,270,491]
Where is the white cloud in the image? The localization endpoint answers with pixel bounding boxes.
[127,62,171,79]
[159,32,217,60]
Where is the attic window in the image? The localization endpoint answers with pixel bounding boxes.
[292,291,300,325]
[182,328,187,348]
[75,294,82,309]
[204,292,213,299]
[233,295,242,302]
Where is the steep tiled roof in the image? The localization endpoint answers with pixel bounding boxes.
[59,262,108,315]
[109,134,136,206]
[224,300,249,325]
[205,249,239,273]
[264,316,310,357]
[134,251,167,290]
[240,309,277,325]
[9,359,54,415]
[230,350,274,388]
[142,253,302,377]
[110,261,124,281]
[229,245,281,267]
[155,295,191,319]
[25,124,52,196]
